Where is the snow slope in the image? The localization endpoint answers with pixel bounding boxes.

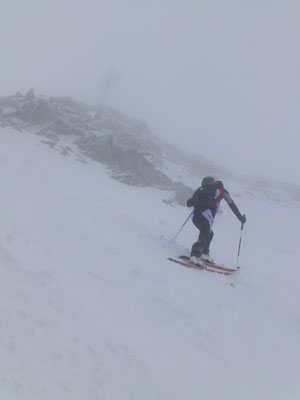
[0,127,299,400]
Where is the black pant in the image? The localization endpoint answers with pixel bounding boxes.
[190,212,214,257]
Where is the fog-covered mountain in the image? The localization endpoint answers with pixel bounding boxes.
[1,91,299,206]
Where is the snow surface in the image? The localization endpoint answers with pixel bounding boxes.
[0,127,299,400]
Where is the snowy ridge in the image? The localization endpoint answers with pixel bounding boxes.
[1,91,299,206]
[0,91,175,190]
[0,127,299,399]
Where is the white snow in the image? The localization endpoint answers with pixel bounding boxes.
[0,127,299,400]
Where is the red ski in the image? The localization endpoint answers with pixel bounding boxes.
[179,255,236,273]
[167,257,235,276]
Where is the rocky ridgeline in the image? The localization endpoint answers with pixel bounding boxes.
[0,91,196,204]
[1,91,299,205]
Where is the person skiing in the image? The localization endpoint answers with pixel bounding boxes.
[186,176,246,265]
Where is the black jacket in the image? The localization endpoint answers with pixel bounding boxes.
[187,181,244,221]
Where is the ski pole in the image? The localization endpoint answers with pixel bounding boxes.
[172,211,193,242]
[236,220,244,269]
[231,220,245,288]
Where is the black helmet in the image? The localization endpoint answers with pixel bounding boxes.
[201,176,216,193]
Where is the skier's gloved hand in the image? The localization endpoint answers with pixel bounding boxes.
[239,214,246,224]
[186,198,193,207]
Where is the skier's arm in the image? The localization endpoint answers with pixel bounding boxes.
[186,187,199,207]
[186,197,194,207]
[223,191,246,223]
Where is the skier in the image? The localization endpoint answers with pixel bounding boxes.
[186,176,246,265]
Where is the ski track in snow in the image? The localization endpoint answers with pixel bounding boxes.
[0,127,299,400]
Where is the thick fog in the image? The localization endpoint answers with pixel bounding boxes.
[1,0,299,183]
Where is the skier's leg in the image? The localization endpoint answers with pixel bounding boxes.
[190,213,210,258]
[200,230,215,263]
[198,209,215,262]
[203,230,214,255]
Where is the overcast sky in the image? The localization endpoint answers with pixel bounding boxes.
[1,0,299,183]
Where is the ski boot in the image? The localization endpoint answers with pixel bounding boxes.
[201,254,214,264]
[190,255,205,266]
[190,240,205,266]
